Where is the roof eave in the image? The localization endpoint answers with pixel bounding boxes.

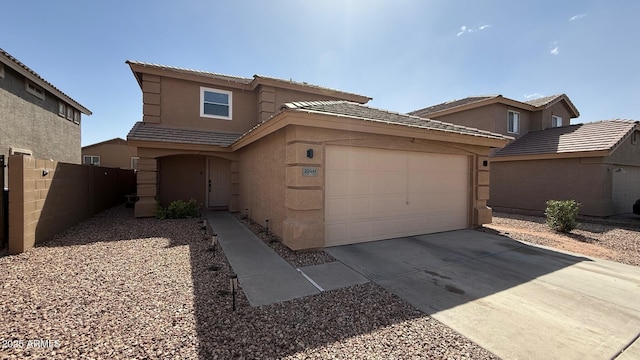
[491,149,611,162]
[1,51,92,115]
[250,75,371,104]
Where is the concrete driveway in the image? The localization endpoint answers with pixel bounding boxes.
[326,229,640,360]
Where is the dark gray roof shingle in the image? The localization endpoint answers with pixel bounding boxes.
[127,122,241,147]
[282,100,510,140]
[494,119,639,157]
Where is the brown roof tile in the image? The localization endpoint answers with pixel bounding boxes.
[409,95,499,117]
[281,100,511,140]
[127,122,241,147]
[494,119,639,157]
[524,94,564,107]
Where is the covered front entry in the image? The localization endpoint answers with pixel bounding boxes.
[325,146,470,246]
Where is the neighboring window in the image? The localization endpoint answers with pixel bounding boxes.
[200,87,232,120]
[73,110,80,124]
[58,102,66,117]
[508,110,520,134]
[25,79,45,100]
[632,131,638,145]
[66,106,73,120]
[552,115,563,127]
[83,155,100,166]
[131,157,139,170]
[0,63,4,78]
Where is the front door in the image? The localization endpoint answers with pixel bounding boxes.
[207,157,231,208]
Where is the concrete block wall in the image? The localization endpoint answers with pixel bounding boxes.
[8,155,135,254]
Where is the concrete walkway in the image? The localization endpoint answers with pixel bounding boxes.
[204,212,320,306]
[204,212,369,306]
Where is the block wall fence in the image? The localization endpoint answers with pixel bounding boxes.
[7,154,136,254]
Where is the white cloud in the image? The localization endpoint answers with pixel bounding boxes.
[549,41,560,55]
[456,24,491,36]
[569,13,586,21]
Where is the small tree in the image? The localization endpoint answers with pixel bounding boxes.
[545,200,581,233]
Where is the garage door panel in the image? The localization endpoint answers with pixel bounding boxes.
[326,146,469,246]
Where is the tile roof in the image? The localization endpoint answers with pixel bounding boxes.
[281,100,511,140]
[494,119,639,157]
[0,48,91,114]
[410,93,579,118]
[126,60,254,84]
[126,61,370,103]
[524,94,564,107]
[409,95,499,117]
[127,122,241,147]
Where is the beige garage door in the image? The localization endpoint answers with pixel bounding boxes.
[325,146,469,246]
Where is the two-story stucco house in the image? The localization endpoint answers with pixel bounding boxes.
[0,48,92,168]
[410,95,640,216]
[126,61,511,250]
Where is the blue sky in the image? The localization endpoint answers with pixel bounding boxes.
[2,0,639,146]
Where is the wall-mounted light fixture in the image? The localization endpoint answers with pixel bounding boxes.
[42,170,49,176]
[306,148,314,159]
[483,160,488,167]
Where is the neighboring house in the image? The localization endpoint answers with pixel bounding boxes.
[0,48,92,169]
[491,120,640,216]
[126,61,511,250]
[81,138,138,169]
[410,94,580,140]
[410,94,640,216]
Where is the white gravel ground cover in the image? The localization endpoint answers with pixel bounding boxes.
[1,206,497,359]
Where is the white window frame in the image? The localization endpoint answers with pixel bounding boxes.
[131,156,139,170]
[25,79,45,100]
[508,110,520,134]
[552,115,563,127]
[83,155,100,166]
[200,87,232,120]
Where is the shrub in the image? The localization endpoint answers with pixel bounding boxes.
[545,200,581,233]
[154,199,200,219]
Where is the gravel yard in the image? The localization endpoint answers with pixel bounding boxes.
[1,206,497,359]
[484,212,640,267]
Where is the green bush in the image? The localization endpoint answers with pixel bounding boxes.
[154,199,200,219]
[545,200,581,233]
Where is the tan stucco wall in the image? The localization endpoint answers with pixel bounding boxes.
[82,140,137,169]
[156,76,259,133]
[489,158,611,216]
[237,131,287,241]
[7,155,135,253]
[432,103,531,139]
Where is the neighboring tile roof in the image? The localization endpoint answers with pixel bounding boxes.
[281,100,511,140]
[127,122,242,147]
[410,93,579,118]
[524,94,563,107]
[82,137,127,149]
[409,95,499,117]
[494,119,639,157]
[0,48,92,114]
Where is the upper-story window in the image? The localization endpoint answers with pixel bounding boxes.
[200,87,232,120]
[552,115,563,127]
[25,79,45,100]
[508,110,520,134]
[83,155,100,166]
[0,63,4,78]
